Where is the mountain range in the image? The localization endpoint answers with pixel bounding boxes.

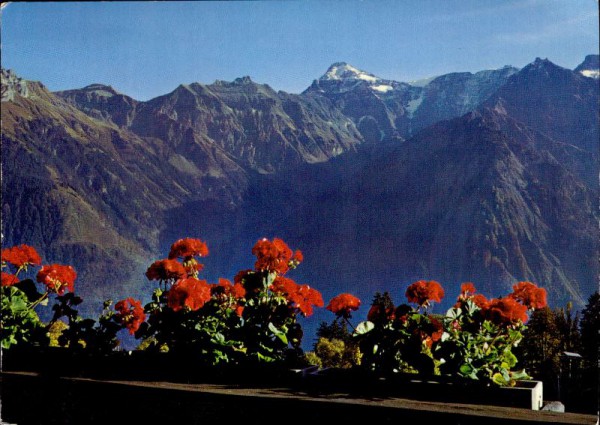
[1,55,598,328]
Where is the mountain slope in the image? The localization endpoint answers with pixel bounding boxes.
[58,77,363,174]
[219,107,597,311]
[484,58,599,155]
[1,69,249,310]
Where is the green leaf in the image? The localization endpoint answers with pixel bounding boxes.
[257,352,276,362]
[510,369,530,381]
[268,322,288,345]
[354,321,375,336]
[459,362,479,379]
[446,307,461,319]
[492,372,508,386]
[504,350,517,368]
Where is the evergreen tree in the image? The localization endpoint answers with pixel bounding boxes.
[580,292,599,368]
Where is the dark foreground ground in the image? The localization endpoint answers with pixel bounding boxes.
[1,371,597,425]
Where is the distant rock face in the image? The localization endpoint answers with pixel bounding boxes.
[1,54,598,318]
[57,76,363,174]
[411,66,519,131]
[304,62,518,143]
[57,84,138,127]
[1,69,29,101]
[485,58,600,155]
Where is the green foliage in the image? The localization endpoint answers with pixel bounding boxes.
[317,319,352,341]
[353,283,551,386]
[309,337,362,369]
[357,310,442,376]
[1,286,47,349]
[312,318,362,368]
[516,304,582,381]
[48,295,121,353]
[138,288,246,365]
[438,305,527,386]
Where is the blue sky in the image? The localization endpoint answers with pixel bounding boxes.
[1,1,598,100]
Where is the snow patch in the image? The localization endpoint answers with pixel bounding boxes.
[325,63,380,83]
[371,84,393,93]
[356,72,378,82]
[580,69,599,79]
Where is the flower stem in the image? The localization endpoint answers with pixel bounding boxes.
[344,316,357,333]
[28,291,49,311]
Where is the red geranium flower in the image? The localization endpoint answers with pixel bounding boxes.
[270,276,298,295]
[472,293,490,309]
[211,278,246,300]
[454,282,488,310]
[292,250,303,264]
[460,282,476,297]
[167,277,212,312]
[168,238,209,260]
[1,244,42,269]
[510,281,547,310]
[1,271,19,287]
[115,298,146,335]
[483,297,528,326]
[252,238,296,275]
[145,259,187,282]
[405,280,445,307]
[36,264,77,295]
[293,284,324,317]
[270,276,323,317]
[326,293,361,318]
[418,317,444,348]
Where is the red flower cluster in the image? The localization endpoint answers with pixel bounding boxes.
[453,281,546,326]
[270,276,323,317]
[252,238,302,275]
[145,259,187,282]
[167,277,212,312]
[1,244,42,269]
[510,281,547,310]
[416,317,444,348]
[326,293,361,318]
[115,298,146,335]
[168,238,209,260]
[484,297,528,326]
[460,282,476,297]
[1,271,19,287]
[455,282,489,309]
[405,280,444,307]
[36,264,77,295]
[211,278,246,299]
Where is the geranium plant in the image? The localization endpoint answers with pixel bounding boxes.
[135,237,324,365]
[2,244,126,351]
[323,280,547,386]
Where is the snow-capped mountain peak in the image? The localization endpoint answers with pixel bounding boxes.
[311,62,405,96]
[323,62,380,83]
